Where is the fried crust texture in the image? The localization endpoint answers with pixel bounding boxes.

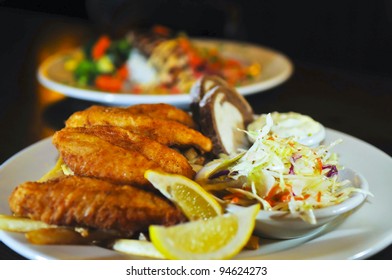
[9,176,186,236]
[65,105,212,152]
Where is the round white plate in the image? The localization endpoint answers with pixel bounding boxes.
[37,39,293,107]
[0,128,391,260]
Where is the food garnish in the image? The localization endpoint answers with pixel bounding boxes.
[145,170,223,221]
[149,204,259,260]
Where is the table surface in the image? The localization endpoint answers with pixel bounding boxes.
[0,7,391,260]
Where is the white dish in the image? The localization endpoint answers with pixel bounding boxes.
[37,39,293,107]
[0,128,391,259]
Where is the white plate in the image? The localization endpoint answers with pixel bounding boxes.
[0,128,391,260]
[37,39,293,107]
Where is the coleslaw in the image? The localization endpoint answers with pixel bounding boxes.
[197,114,364,224]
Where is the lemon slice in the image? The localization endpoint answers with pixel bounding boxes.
[145,170,222,220]
[149,204,260,260]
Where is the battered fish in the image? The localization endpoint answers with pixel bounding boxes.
[65,105,212,152]
[52,128,162,187]
[60,126,195,179]
[126,103,196,128]
[9,176,186,236]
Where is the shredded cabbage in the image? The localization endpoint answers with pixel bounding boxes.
[198,114,361,224]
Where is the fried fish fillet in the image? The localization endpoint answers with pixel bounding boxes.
[9,176,186,236]
[61,126,195,178]
[126,103,196,128]
[53,128,162,187]
[65,105,212,152]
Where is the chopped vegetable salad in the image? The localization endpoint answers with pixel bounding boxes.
[65,29,261,94]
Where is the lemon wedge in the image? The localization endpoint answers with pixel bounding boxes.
[38,157,64,182]
[149,204,260,260]
[38,157,74,182]
[145,170,222,220]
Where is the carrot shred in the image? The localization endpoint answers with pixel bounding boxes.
[316,191,322,203]
[265,185,292,207]
[92,35,111,60]
[315,157,323,174]
[294,194,310,201]
[95,75,123,92]
[117,65,129,79]
[223,193,243,204]
[280,193,291,202]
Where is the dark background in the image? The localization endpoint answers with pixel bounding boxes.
[1,0,392,77]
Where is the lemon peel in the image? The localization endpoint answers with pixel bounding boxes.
[149,204,260,260]
[145,170,222,220]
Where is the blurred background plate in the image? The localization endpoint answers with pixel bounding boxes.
[37,39,293,107]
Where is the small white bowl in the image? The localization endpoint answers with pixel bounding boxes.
[248,112,326,147]
[299,124,326,147]
[227,168,369,239]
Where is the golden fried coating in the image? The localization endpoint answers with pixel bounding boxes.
[61,126,195,179]
[126,103,196,128]
[53,128,162,187]
[65,105,212,152]
[9,176,186,236]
